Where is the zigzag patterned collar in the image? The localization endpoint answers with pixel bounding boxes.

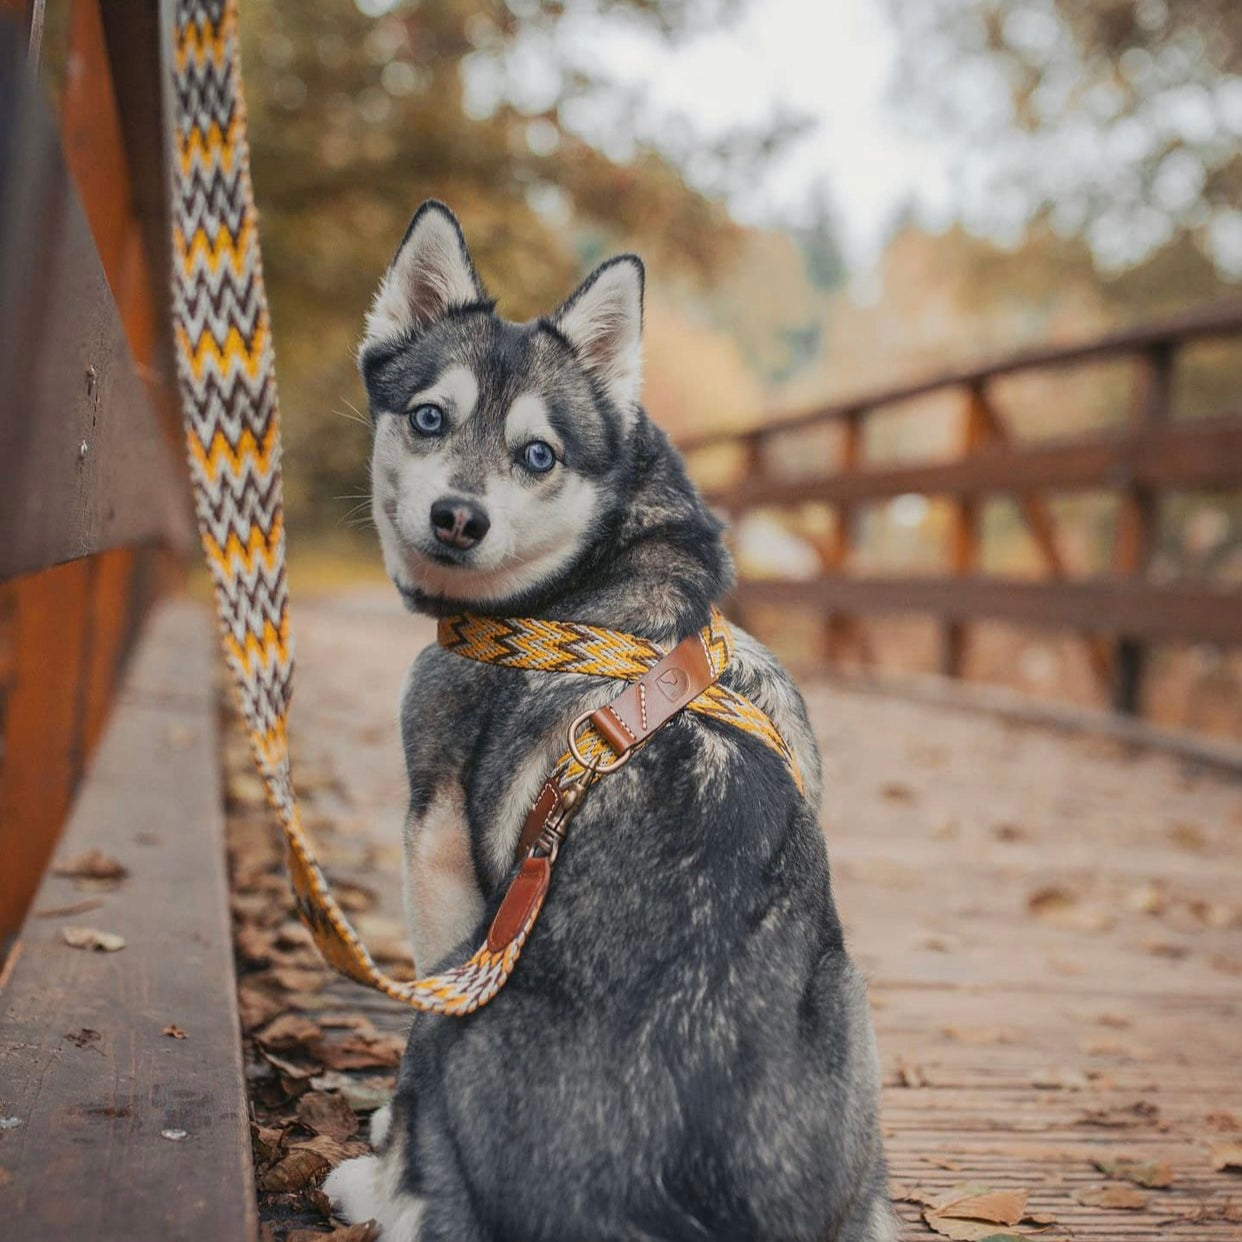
[437,608,802,791]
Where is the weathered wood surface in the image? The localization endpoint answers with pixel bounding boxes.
[237,588,1242,1239]
[0,15,190,582]
[0,600,257,1242]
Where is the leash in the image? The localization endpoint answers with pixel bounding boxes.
[169,0,801,1017]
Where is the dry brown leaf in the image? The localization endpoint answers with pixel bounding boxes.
[1205,1111,1240,1131]
[258,1047,322,1081]
[890,1184,938,1206]
[1027,885,1076,915]
[237,984,284,1032]
[289,1225,379,1242]
[1091,1157,1171,1188]
[251,1122,285,1163]
[1211,1142,1242,1172]
[894,1059,928,1088]
[62,926,126,952]
[255,1013,322,1052]
[296,1091,360,1142]
[1073,1183,1148,1209]
[1031,1066,1087,1091]
[880,781,917,803]
[1075,1101,1159,1128]
[52,850,128,881]
[163,1024,188,1040]
[309,1072,395,1113]
[921,1155,964,1172]
[313,1030,404,1071]
[941,1025,1018,1046]
[257,1145,331,1192]
[933,1186,1028,1225]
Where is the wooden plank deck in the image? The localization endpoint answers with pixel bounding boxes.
[0,600,256,1242]
[230,587,1242,1240]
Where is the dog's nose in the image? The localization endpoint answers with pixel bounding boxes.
[430,497,490,549]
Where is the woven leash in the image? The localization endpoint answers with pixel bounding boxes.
[170,0,800,1016]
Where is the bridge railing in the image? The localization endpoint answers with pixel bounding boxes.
[678,300,1242,719]
[0,0,191,943]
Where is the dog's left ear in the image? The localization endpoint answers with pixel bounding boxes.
[551,255,644,415]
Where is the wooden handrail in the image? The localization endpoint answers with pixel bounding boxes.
[678,298,1242,453]
[678,301,1242,722]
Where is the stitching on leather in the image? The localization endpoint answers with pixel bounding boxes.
[698,630,715,675]
[606,704,637,740]
[639,684,648,732]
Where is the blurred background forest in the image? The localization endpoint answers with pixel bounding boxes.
[241,0,1242,728]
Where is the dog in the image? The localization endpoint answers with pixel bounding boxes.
[324,201,894,1241]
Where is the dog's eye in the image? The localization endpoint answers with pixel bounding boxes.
[409,404,443,435]
[522,440,556,473]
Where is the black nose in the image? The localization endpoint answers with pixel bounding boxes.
[430,497,490,550]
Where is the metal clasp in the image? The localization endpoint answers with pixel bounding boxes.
[567,709,632,775]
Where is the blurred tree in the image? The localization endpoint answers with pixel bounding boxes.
[239,0,759,535]
[887,0,1242,278]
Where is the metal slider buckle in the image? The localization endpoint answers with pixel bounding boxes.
[567,708,632,774]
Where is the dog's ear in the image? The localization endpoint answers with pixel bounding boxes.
[363,201,488,349]
[551,255,644,415]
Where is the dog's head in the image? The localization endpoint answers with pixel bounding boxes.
[359,201,643,612]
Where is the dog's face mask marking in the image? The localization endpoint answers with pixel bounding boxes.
[359,201,644,609]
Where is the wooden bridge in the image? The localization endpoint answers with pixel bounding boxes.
[1,4,1240,1240]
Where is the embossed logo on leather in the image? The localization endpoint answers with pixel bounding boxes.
[656,668,689,702]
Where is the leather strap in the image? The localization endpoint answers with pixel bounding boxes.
[510,627,722,866]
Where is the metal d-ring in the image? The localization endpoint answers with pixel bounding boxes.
[568,709,632,774]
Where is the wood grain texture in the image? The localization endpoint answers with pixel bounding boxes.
[0,19,190,581]
[0,600,256,1242]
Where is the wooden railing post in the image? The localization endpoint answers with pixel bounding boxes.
[819,407,863,662]
[941,383,990,677]
[1112,343,1173,714]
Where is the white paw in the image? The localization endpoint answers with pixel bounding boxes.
[370,1103,393,1150]
[324,1153,380,1225]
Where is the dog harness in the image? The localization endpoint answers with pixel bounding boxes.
[169,0,801,1016]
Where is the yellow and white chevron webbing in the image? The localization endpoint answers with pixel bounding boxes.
[170,0,800,1017]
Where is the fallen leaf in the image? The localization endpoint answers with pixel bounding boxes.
[1074,1183,1148,1209]
[251,1122,284,1163]
[1075,1101,1159,1128]
[257,1145,331,1192]
[288,1225,379,1242]
[313,1030,404,1071]
[881,781,916,803]
[52,850,128,881]
[1211,1142,1242,1172]
[1091,1157,1171,1188]
[163,1024,189,1040]
[309,1072,395,1113]
[933,1186,1028,1225]
[1141,937,1188,959]
[255,1013,322,1052]
[62,926,126,952]
[257,1046,322,1081]
[1205,1111,1240,1131]
[921,1155,963,1172]
[891,1184,938,1205]
[894,1059,928,1088]
[1031,1066,1087,1091]
[237,985,283,1032]
[941,1025,1018,1046]
[296,1091,360,1142]
[1123,882,1166,915]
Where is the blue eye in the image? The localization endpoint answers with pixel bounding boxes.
[522,440,556,473]
[409,404,443,435]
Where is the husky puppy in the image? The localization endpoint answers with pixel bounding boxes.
[325,202,894,1242]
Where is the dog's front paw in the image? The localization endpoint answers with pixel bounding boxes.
[324,1153,381,1225]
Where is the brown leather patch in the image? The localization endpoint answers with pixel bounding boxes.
[590,629,716,756]
[515,780,560,862]
[487,856,551,953]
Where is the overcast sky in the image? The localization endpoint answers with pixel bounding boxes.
[463,0,955,269]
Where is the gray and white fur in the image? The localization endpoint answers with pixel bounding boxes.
[324,201,894,1242]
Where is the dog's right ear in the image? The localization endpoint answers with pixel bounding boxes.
[362,201,488,352]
